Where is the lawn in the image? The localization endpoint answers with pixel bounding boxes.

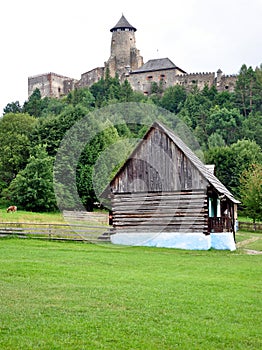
[0,238,261,349]
[0,208,65,224]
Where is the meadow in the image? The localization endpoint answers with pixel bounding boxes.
[0,235,261,350]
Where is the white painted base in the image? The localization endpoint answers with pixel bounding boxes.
[111,231,236,251]
[210,232,236,251]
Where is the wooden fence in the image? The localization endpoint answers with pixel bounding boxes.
[63,210,109,225]
[0,222,111,242]
[238,221,262,232]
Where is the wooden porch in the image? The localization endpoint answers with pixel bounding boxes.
[208,217,232,233]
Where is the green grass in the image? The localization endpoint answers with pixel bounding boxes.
[0,208,65,224]
[0,239,261,349]
[236,231,262,251]
[238,215,262,224]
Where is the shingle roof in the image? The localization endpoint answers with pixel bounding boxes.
[154,121,240,204]
[105,121,239,203]
[102,120,239,204]
[110,14,137,32]
[130,58,186,74]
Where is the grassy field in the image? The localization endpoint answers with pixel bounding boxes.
[0,208,65,224]
[0,238,261,350]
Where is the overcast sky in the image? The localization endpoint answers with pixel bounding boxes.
[1,0,261,115]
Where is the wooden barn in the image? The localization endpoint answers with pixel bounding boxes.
[103,121,239,250]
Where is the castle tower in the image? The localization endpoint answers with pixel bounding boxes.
[105,14,143,80]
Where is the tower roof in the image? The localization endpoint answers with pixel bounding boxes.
[110,14,137,32]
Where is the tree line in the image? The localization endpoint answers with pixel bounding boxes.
[0,64,261,222]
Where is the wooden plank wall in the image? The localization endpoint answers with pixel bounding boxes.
[112,190,208,234]
[110,127,208,193]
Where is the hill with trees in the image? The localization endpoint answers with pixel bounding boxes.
[0,64,261,222]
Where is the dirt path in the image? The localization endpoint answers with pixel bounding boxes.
[236,237,262,254]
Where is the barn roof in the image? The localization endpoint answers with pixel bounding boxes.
[153,121,240,203]
[130,58,187,74]
[103,121,240,204]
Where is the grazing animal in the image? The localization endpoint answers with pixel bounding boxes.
[7,206,17,213]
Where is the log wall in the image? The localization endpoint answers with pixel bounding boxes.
[112,190,208,234]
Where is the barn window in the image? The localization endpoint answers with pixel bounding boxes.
[208,196,221,218]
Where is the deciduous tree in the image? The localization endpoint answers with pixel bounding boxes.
[240,164,262,228]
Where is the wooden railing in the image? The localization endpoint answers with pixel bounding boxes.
[208,217,232,233]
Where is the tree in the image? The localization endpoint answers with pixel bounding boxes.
[206,107,243,145]
[234,64,262,117]
[213,90,235,110]
[0,113,36,186]
[205,139,262,196]
[6,145,57,212]
[76,121,120,210]
[241,112,262,149]
[207,132,226,149]
[240,164,262,228]
[160,85,187,114]
[30,104,90,157]
[119,79,134,102]
[23,88,44,117]
[3,101,22,115]
[66,87,95,108]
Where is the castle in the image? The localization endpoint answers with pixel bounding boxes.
[28,15,237,99]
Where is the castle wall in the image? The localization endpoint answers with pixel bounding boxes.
[128,69,216,94]
[175,72,215,90]
[28,73,77,98]
[216,74,238,92]
[77,67,105,88]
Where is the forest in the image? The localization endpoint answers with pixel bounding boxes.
[0,64,261,222]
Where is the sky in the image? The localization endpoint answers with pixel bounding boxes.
[0,0,261,115]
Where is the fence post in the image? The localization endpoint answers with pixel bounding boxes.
[48,224,52,239]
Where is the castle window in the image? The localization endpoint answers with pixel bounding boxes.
[225,85,229,89]
[147,76,153,80]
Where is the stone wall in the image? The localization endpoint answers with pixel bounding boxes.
[127,69,216,94]
[216,74,238,92]
[77,67,105,88]
[175,72,215,90]
[28,73,77,98]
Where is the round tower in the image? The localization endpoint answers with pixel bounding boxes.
[106,15,143,80]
